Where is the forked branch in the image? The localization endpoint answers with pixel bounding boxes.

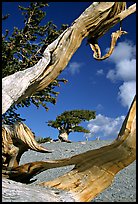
[3,96,136,201]
[2,2,136,114]
[2,2,136,202]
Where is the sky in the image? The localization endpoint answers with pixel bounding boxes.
[2,2,136,141]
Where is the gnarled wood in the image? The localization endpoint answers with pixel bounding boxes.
[2,2,136,114]
[39,95,136,202]
[2,122,52,170]
[90,29,127,60]
[3,96,136,201]
[2,2,136,202]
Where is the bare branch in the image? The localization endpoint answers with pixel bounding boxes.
[2,2,136,202]
[3,96,136,201]
[2,2,136,114]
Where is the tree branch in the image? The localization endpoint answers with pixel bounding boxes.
[2,2,136,114]
[2,3,136,201]
[3,96,136,201]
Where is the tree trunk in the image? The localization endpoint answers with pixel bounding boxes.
[2,96,136,201]
[2,2,136,114]
[39,96,136,202]
[58,132,71,143]
[2,177,76,202]
[2,122,52,170]
[2,2,136,202]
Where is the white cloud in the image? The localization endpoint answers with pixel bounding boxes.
[107,41,136,63]
[66,62,83,75]
[87,114,125,140]
[106,69,116,82]
[106,41,136,108]
[96,69,104,75]
[118,81,136,107]
[116,59,136,81]
[107,59,136,82]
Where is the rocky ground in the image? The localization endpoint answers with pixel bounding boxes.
[2,140,136,202]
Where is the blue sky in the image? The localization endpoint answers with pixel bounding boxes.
[2,2,136,141]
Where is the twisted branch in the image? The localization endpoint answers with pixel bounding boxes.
[2,2,136,114]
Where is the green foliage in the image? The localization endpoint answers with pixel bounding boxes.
[2,2,68,124]
[36,136,52,144]
[47,110,96,135]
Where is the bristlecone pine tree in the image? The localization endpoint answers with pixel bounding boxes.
[47,110,96,142]
[2,2,136,202]
[2,2,68,125]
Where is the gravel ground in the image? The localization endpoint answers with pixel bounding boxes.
[18,140,136,202]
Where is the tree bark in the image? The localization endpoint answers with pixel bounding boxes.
[58,132,71,143]
[2,2,136,114]
[2,177,76,202]
[39,96,136,202]
[2,122,52,170]
[2,2,136,202]
[2,96,136,201]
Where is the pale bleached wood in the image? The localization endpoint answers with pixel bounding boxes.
[2,122,52,169]
[39,95,136,202]
[2,2,136,202]
[3,96,136,201]
[2,2,136,114]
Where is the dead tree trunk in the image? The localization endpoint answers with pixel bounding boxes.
[40,96,136,202]
[2,122,52,171]
[2,2,136,114]
[2,2,136,202]
[3,96,135,201]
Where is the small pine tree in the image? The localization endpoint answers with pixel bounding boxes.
[47,110,96,142]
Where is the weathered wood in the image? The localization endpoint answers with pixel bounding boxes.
[2,2,136,202]
[90,29,127,60]
[39,95,136,202]
[2,2,136,114]
[2,177,76,202]
[2,122,52,170]
[3,96,136,201]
